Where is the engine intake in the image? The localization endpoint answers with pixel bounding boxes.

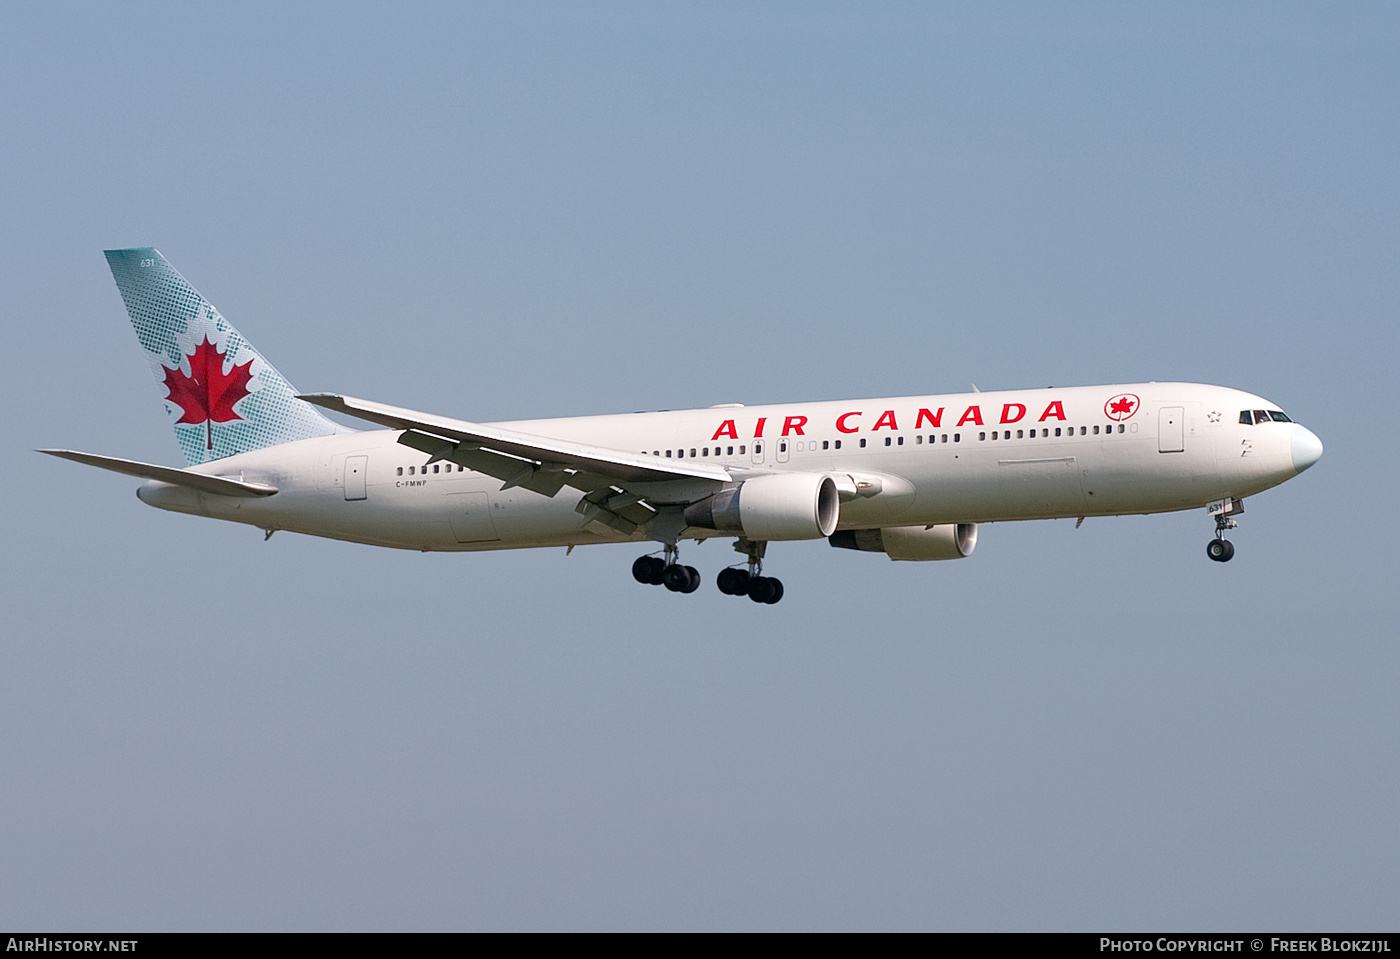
[828,523,978,561]
[684,473,841,540]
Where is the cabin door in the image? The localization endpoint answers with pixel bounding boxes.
[1158,407,1184,453]
[344,455,368,500]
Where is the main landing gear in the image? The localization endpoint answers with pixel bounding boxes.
[632,545,700,593]
[717,538,783,604]
[630,538,785,603]
[1206,498,1241,563]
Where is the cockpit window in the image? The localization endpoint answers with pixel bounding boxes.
[1243,409,1293,424]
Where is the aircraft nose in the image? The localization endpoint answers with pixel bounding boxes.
[1291,425,1324,473]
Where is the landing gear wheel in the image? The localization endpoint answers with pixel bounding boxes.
[748,577,774,603]
[1206,539,1235,562]
[717,567,750,595]
[633,555,667,584]
[748,576,783,604]
[679,565,701,593]
[662,563,700,593]
[663,564,690,591]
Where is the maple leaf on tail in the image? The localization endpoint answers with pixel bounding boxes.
[161,336,254,449]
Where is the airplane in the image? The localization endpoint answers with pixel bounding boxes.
[42,248,1324,604]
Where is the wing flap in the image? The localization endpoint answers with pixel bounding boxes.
[397,429,589,497]
[300,393,732,485]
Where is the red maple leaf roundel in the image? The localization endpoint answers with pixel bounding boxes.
[1104,393,1140,421]
[162,337,254,446]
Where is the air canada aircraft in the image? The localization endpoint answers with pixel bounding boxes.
[44,249,1323,604]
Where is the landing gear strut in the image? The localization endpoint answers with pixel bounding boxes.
[1206,498,1241,563]
[717,538,783,604]
[631,545,699,593]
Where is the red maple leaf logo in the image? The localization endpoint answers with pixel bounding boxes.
[1104,393,1140,421]
[162,337,254,448]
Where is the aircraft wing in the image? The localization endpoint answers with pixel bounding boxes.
[39,450,278,497]
[299,393,733,534]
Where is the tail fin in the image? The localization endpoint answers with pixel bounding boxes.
[105,248,348,465]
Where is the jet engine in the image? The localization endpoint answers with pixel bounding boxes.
[828,523,978,561]
[684,473,841,540]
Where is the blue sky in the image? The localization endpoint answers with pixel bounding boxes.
[3,2,1397,930]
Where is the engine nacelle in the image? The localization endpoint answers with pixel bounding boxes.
[684,473,841,540]
[828,523,978,561]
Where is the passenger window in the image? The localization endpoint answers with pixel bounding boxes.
[884,437,891,446]
[953,433,960,442]
[916,435,923,444]
[1080,427,1087,435]
[1017,430,1024,439]
[979,432,986,441]
[727,446,734,454]
[822,440,830,450]
[396,467,403,476]
[702,448,709,456]
[859,438,867,448]
[1093,426,1099,435]
[741,445,747,454]
[833,440,841,449]
[408,466,415,475]
[942,434,949,443]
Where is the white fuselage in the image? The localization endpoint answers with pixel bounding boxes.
[139,382,1315,552]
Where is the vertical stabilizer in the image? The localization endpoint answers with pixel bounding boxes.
[105,248,348,465]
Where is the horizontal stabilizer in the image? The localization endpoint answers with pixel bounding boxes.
[39,450,277,497]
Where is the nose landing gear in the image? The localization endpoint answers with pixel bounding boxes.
[1206,497,1242,563]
